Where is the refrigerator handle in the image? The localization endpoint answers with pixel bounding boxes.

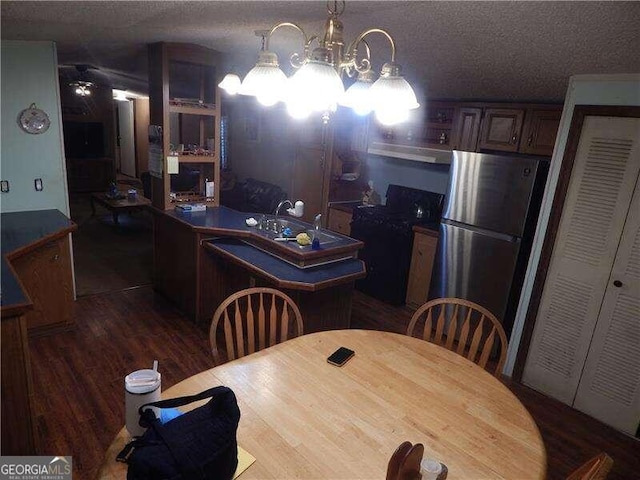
[442,219,521,243]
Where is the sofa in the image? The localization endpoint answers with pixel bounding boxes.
[221,178,288,214]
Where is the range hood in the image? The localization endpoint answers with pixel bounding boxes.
[367,142,452,165]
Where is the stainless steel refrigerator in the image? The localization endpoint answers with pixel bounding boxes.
[428,151,549,336]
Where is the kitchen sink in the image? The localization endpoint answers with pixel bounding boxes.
[256,217,341,245]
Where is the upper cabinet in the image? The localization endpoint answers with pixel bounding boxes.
[477,105,562,156]
[369,101,457,150]
[452,107,482,152]
[520,107,563,156]
[365,101,562,159]
[422,102,457,149]
[148,43,222,210]
[478,108,525,152]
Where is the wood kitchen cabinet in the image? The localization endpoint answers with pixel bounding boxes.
[475,105,561,156]
[369,101,457,150]
[365,101,561,158]
[328,207,353,236]
[406,228,439,309]
[452,107,482,151]
[10,235,75,333]
[422,101,457,149]
[478,108,525,152]
[1,313,35,454]
[520,108,562,156]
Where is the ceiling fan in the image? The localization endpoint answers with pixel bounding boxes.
[67,65,95,96]
[59,63,149,95]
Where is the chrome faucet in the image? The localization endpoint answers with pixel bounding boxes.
[272,200,294,233]
[274,199,294,218]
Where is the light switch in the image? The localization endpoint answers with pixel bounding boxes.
[1,180,9,193]
[35,178,43,191]
[167,156,179,174]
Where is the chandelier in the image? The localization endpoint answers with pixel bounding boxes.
[218,1,420,125]
[70,80,94,97]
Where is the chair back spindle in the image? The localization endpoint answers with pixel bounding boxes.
[386,441,424,480]
[210,288,304,365]
[566,452,613,480]
[406,298,508,377]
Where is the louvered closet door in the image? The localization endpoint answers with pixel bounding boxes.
[523,116,640,405]
[573,176,640,435]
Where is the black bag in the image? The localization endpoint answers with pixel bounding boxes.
[117,386,241,480]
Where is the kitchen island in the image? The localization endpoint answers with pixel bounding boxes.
[151,206,365,331]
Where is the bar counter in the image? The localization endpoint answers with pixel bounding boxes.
[152,206,365,330]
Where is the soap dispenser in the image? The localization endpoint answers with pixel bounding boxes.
[312,214,322,250]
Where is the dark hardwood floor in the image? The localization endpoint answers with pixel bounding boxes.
[28,288,639,480]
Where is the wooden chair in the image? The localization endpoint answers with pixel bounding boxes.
[386,441,424,480]
[209,287,304,365]
[406,298,508,377]
[566,453,613,480]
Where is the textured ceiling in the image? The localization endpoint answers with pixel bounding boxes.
[2,1,639,103]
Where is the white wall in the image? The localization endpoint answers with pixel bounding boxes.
[0,41,69,215]
[504,74,640,376]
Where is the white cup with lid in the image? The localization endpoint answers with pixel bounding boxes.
[125,368,161,438]
[420,458,443,480]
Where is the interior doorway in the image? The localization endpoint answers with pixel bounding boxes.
[117,100,136,177]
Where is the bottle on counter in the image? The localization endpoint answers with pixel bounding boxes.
[205,178,215,199]
[311,214,322,250]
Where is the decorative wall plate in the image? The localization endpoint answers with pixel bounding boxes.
[18,103,51,134]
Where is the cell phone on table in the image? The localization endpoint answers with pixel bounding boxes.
[327,347,355,367]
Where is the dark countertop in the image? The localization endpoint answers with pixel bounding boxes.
[328,201,363,214]
[1,209,76,317]
[161,205,252,233]
[159,206,363,265]
[202,238,366,291]
[413,223,440,237]
[153,205,365,289]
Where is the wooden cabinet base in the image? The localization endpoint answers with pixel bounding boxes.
[406,230,439,309]
[198,248,353,332]
[152,213,200,319]
[328,207,353,236]
[10,236,75,334]
[1,314,36,455]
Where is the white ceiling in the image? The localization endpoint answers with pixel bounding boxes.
[2,1,639,103]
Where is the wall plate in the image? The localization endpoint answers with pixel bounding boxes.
[18,103,51,134]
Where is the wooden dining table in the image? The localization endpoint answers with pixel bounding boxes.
[97,329,546,479]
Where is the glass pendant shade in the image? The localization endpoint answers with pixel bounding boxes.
[370,64,420,125]
[218,73,242,95]
[340,71,375,116]
[239,51,288,106]
[286,60,345,116]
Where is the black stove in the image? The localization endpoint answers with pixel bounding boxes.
[351,185,444,305]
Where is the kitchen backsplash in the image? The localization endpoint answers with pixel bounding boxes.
[366,154,451,202]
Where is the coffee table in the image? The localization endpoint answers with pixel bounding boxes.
[90,192,151,225]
